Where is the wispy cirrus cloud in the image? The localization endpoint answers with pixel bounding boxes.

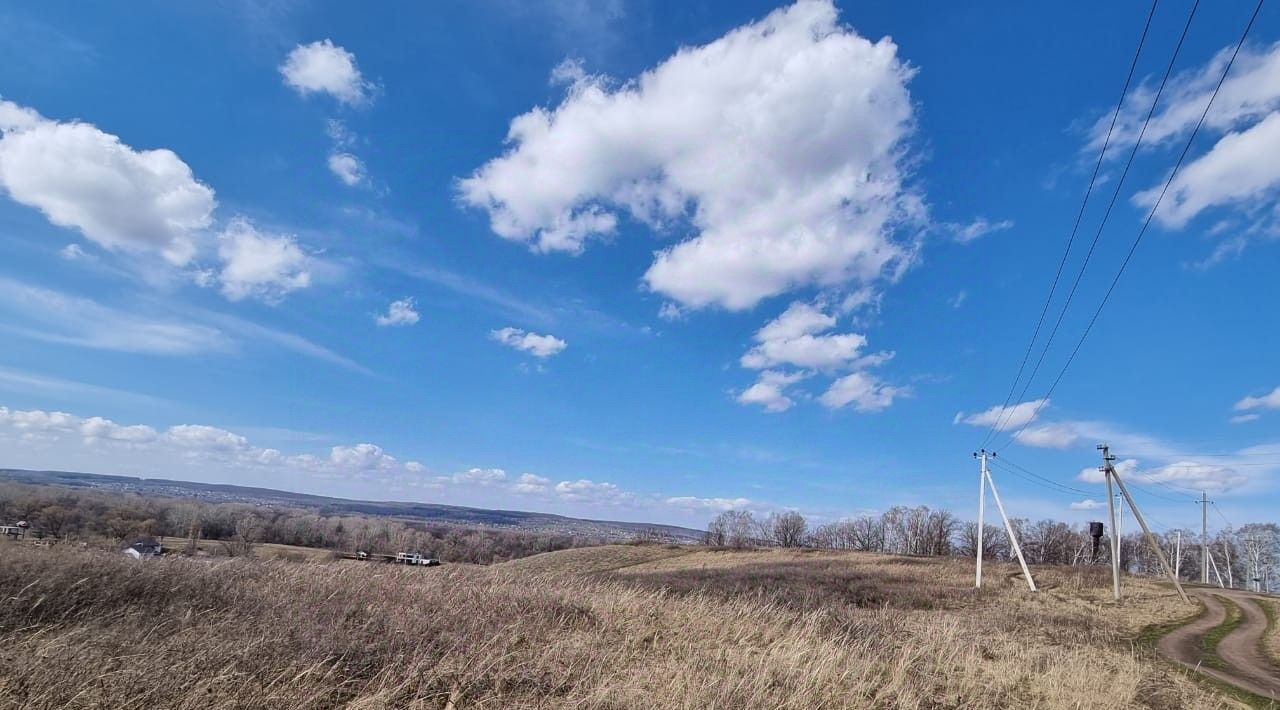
[0,277,370,375]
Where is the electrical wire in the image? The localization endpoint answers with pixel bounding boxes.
[993,455,1095,496]
[1210,501,1235,530]
[978,0,1162,448]
[997,0,1267,452]
[986,457,1093,498]
[993,0,1202,450]
[1125,478,1194,504]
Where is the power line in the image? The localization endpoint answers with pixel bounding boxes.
[994,0,1202,451]
[978,0,1162,448]
[987,462,1081,499]
[999,0,1266,451]
[1125,478,1194,504]
[1119,450,1280,458]
[1124,468,1203,497]
[987,456,1093,497]
[1210,501,1235,530]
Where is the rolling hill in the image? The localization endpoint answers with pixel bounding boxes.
[0,468,705,542]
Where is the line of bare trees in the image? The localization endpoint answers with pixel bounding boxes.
[706,507,1280,590]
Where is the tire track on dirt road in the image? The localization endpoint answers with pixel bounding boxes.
[1157,588,1280,701]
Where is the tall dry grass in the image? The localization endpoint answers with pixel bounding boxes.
[0,545,1232,709]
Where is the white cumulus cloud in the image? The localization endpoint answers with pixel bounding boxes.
[737,300,902,413]
[511,472,551,494]
[327,152,365,186]
[955,399,1048,432]
[0,98,215,265]
[1069,499,1105,511]
[666,496,753,512]
[1235,386,1280,412]
[736,370,806,413]
[490,326,567,358]
[818,371,906,412]
[375,297,419,327]
[1013,423,1080,449]
[280,40,371,106]
[80,416,158,444]
[460,0,922,311]
[216,218,312,302]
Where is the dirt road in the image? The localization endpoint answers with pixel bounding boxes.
[1156,588,1280,700]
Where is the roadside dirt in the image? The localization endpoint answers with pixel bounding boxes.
[1157,588,1280,701]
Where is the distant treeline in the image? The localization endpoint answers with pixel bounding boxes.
[0,481,603,564]
[707,507,1280,588]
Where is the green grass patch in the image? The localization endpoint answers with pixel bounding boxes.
[1201,595,1243,671]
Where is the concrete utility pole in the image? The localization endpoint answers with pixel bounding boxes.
[1201,491,1210,585]
[1108,458,1190,604]
[985,464,1037,592]
[972,449,1036,592]
[1100,445,1121,601]
[1223,538,1233,589]
[1175,531,1181,580]
[975,450,986,589]
[1207,549,1225,588]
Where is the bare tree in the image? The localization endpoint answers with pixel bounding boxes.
[706,510,758,549]
[224,516,263,557]
[769,511,807,548]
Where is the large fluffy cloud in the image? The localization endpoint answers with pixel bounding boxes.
[0,99,215,265]
[460,0,921,311]
[0,98,317,303]
[280,40,371,106]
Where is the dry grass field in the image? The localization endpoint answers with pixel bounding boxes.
[0,543,1240,709]
[1265,599,1280,667]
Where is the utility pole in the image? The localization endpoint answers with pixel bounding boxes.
[972,449,1035,592]
[975,450,987,589]
[984,462,1037,592]
[1222,537,1233,589]
[1201,491,1209,585]
[1100,445,1121,601]
[1107,455,1190,604]
[1207,549,1225,588]
[1174,531,1181,580]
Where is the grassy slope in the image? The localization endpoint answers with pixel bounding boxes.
[0,545,1235,709]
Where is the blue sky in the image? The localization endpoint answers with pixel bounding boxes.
[0,0,1277,530]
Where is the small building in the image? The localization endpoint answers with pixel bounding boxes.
[0,522,28,540]
[124,537,164,559]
